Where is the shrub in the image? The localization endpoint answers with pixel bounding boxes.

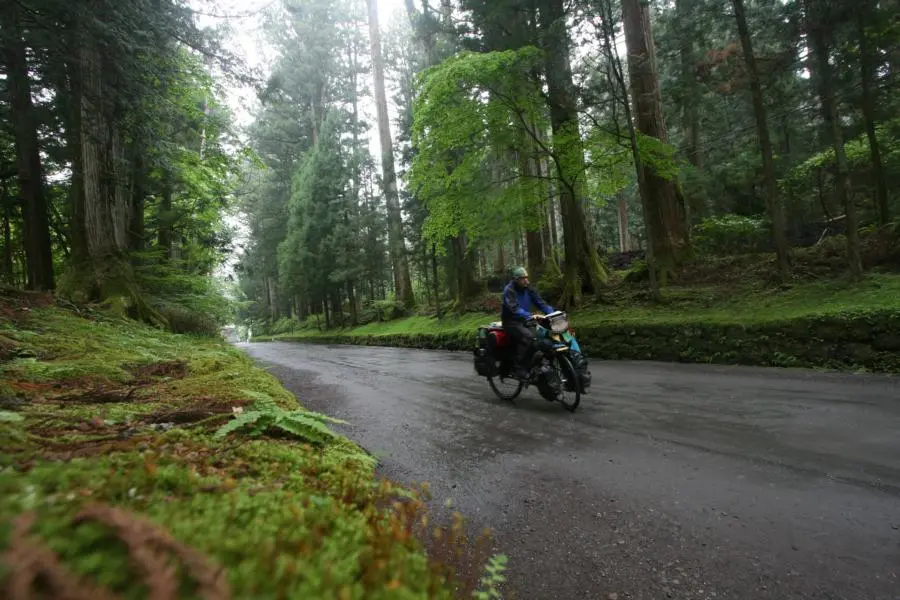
[372,299,407,322]
[156,303,220,337]
[623,258,655,283]
[270,317,302,335]
[693,215,768,256]
[536,260,564,304]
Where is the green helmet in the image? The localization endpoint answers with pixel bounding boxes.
[511,266,528,279]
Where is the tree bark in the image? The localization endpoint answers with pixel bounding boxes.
[621,0,689,285]
[519,135,545,275]
[347,282,358,325]
[449,234,479,304]
[367,0,414,307]
[158,173,174,261]
[78,41,132,263]
[4,11,55,290]
[617,192,630,252]
[2,185,13,285]
[431,243,441,316]
[858,0,890,225]
[676,0,701,170]
[806,0,862,277]
[538,0,607,306]
[64,46,88,264]
[129,150,146,253]
[731,0,791,280]
[598,0,659,298]
[537,127,555,257]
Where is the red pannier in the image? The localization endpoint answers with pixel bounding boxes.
[486,325,510,349]
[474,323,508,376]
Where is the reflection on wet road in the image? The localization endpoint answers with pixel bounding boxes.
[242,342,900,600]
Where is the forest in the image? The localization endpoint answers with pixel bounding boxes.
[0,0,898,341]
[1,0,243,334]
[1,1,899,596]
[234,0,900,337]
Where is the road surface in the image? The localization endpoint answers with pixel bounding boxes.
[242,342,900,600]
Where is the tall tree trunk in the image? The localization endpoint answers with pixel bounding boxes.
[2,187,13,285]
[525,230,543,276]
[266,276,279,320]
[368,0,414,307]
[547,192,558,254]
[332,290,343,329]
[538,0,607,306]
[538,129,555,258]
[676,0,701,170]
[158,173,174,261]
[323,295,331,330]
[676,0,700,235]
[129,150,146,253]
[519,137,545,275]
[4,11,55,290]
[732,0,791,280]
[431,243,441,316]
[806,0,862,277]
[858,0,890,225]
[617,192,630,252]
[347,31,364,326]
[621,0,688,286]
[347,282,358,325]
[78,40,133,278]
[512,234,522,267]
[64,44,88,265]
[297,296,308,321]
[449,234,478,304]
[599,0,659,298]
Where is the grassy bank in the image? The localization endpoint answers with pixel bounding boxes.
[0,290,497,598]
[255,275,900,373]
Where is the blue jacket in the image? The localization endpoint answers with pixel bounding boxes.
[501,281,554,324]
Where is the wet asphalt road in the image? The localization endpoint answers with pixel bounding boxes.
[241,342,900,600]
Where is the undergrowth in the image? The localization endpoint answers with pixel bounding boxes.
[259,274,900,335]
[0,290,505,598]
[253,274,900,373]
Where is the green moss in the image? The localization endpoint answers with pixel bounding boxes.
[0,300,477,598]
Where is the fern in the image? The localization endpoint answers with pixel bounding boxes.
[241,389,280,411]
[214,411,267,438]
[214,390,348,445]
[273,413,336,445]
[474,554,508,600]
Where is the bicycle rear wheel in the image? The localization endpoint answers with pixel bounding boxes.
[488,361,524,401]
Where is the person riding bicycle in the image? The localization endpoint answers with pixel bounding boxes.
[501,266,555,380]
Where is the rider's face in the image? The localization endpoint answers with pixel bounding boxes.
[516,276,529,288]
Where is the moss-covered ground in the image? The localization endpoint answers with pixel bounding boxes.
[256,274,900,373]
[0,290,495,599]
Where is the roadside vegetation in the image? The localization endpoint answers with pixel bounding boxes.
[2,0,900,594]
[234,0,900,375]
[0,289,502,598]
[254,244,900,372]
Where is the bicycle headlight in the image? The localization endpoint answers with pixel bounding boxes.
[550,317,569,333]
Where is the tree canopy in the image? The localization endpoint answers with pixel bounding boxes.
[3,0,899,331]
